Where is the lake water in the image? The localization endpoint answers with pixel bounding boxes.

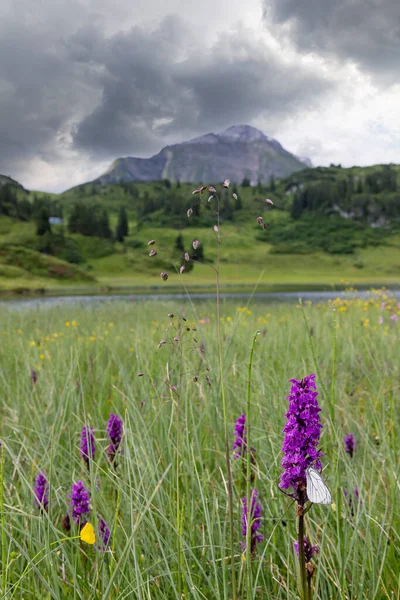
[1,289,399,310]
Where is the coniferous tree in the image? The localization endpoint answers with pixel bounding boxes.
[67,204,82,234]
[35,206,52,236]
[269,175,276,192]
[116,206,129,242]
[98,209,112,239]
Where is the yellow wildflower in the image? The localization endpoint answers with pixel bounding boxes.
[80,522,96,545]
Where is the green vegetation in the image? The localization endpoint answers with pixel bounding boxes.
[0,291,398,597]
[0,245,96,284]
[1,163,400,292]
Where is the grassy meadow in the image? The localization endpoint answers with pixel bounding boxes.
[2,164,400,293]
[0,289,399,599]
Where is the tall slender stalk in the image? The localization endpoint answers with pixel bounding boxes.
[298,509,308,600]
[215,198,237,600]
[330,308,337,424]
[0,444,6,596]
[245,331,259,598]
[176,326,184,598]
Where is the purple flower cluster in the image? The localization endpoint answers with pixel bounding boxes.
[280,374,323,500]
[80,426,96,467]
[294,536,319,563]
[233,414,247,458]
[34,472,49,511]
[106,414,123,462]
[241,489,263,555]
[70,481,91,526]
[344,434,356,458]
[98,518,111,550]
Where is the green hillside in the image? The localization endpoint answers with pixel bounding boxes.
[1,163,400,293]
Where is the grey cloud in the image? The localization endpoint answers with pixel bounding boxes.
[264,0,400,84]
[0,0,334,188]
[72,21,334,158]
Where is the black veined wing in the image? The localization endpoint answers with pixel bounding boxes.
[306,466,332,505]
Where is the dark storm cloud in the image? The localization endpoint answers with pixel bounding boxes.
[0,13,101,178]
[264,0,400,85]
[72,22,334,158]
[0,1,334,184]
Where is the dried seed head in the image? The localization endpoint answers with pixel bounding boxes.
[232,193,238,200]
[149,249,157,257]
[148,239,156,245]
[192,326,197,331]
[261,223,267,230]
[223,179,230,188]
[182,317,187,321]
[192,239,200,250]
[137,372,144,377]
[174,336,179,342]
[168,313,174,318]
[208,195,214,202]
[208,186,217,193]
[205,375,211,386]
[256,216,263,224]
[192,185,207,195]
[187,208,193,217]
[184,252,190,262]
[265,198,274,205]
[179,265,185,274]
[213,225,219,233]
[193,376,199,383]
[158,340,167,348]
[160,271,168,281]
[171,385,177,392]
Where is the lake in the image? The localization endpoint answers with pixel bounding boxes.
[1,289,399,310]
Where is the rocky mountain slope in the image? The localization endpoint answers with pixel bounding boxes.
[95,125,310,185]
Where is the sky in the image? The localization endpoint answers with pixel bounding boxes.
[0,0,399,192]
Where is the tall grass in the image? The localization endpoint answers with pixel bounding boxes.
[0,290,398,598]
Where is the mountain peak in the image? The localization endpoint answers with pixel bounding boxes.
[95,125,310,185]
[219,124,271,143]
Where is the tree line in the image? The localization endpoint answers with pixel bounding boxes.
[291,166,400,221]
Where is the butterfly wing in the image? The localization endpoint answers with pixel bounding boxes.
[306,467,332,504]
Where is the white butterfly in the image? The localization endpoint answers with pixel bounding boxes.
[306,466,332,505]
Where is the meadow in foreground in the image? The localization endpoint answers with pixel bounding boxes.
[0,289,399,599]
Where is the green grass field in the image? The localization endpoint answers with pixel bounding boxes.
[0,288,399,598]
[1,216,400,294]
[2,165,400,294]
